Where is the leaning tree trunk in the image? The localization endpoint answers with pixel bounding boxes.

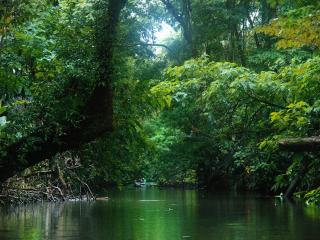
[0,0,127,183]
[284,159,310,198]
[278,138,317,198]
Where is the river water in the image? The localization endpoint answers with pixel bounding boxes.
[0,188,319,240]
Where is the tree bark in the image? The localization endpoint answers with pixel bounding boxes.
[0,0,127,183]
[279,137,320,152]
[233,25,246,66]
[260,0,276,48]
[226,0,246,66]
[243,0,261,49]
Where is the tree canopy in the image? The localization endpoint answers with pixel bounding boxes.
[0,0,320,205]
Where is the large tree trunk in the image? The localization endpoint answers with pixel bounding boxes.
[227,0,246,66]
[0,0,127,183]
[260,0,276,48]
[243,0,261,49]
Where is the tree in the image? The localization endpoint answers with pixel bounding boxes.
[0,0,127,182]
[161,0,195,57]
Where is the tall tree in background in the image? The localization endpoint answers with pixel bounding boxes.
[161,0,195,57]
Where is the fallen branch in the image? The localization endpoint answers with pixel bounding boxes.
[279,136,320,152]
[75,176,95,200]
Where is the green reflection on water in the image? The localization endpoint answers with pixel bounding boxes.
[0,188,319,240]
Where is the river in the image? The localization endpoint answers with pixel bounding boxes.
[0,188,319,240]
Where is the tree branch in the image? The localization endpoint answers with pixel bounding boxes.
[279,137,320,152]
[115,42,174,52]
[244,91,287,109]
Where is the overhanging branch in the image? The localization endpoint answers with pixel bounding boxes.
[115,42,174,53]
[278,136,320,152]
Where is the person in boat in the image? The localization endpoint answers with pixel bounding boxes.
[135,178,146,186]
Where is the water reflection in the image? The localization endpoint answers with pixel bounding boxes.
[0,188,319,240]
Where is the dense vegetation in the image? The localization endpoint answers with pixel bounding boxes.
[0,0,320,205]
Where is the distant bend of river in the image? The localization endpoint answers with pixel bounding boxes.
[0,188,319,240]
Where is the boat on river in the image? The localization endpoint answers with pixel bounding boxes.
[134,178,146,187]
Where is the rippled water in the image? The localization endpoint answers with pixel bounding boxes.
[0,188,319,240]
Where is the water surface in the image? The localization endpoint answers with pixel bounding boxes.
[0,188,319,240]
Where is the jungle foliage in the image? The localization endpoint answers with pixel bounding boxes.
[0,0,320,204]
